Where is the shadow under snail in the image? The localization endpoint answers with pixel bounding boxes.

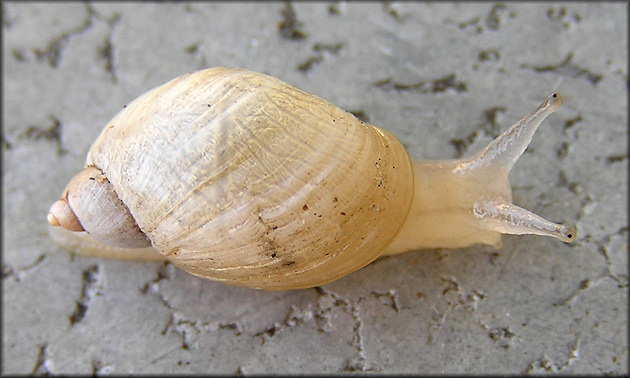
[47,67,576,290]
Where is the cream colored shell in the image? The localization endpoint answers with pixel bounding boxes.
[85,67,414,290]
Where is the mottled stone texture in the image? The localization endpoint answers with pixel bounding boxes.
[3,2,627,374]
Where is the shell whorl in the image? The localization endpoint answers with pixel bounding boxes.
[85,67,414,290]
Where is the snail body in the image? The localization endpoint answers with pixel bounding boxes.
[48,67,575,290]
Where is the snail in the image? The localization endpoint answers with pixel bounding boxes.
[47,67,576,290]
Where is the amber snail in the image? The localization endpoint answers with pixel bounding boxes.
[47,67,576,290]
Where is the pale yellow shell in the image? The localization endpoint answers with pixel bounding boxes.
[84,67,414,290]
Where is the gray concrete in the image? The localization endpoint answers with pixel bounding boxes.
[2,2,627,374]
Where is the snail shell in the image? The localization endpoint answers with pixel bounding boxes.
[48,67,575,290]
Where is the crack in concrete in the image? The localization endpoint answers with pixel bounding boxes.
[155,283,396,370]
[556,141,570,160]
[140,262,176,309]
[21,115,66,156]
[161,312,246,350]
[479,49,501,62]
[2,254,46,282]
[161,312,203,350]
[97,29,117,82]
[595,230,629,288]
[342,304,377,372]
[428,277,487,343]
[141,272,395,353]
[521,52,603,85]
[382,2,408,23]
[138,266,399,371]
[141,266,253,350]
[522,335,581,373]
[374,73,467,94]
[327,2,343,16]
[32,6,95,68]
[487,325,518,349]
[455,4,516,33]
[278,2,307,40]
[457,15,483,34]
[69,265,101,326]
[315,287,382,372]
[20,3,121,81]
[449,106,507,158]
[557,170,583,196]
[440,276,486,312]
[249,290,373,347]
[183,42,208,70]
[253,322,280,345]
[93,7,121,83]
[605,154,627,165]
[554,278,593,307]
[31,343,52,375]
[554,229,628,307]
[367,289,400,313]
[486,4,516,30]
[297,42,343,73]
[546,6,582,30]
[562,114,583,136]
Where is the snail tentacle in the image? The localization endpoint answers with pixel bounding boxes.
[472,198,576,243]
[453,93,563,174]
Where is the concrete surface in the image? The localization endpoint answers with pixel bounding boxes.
[2,2,627,374]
